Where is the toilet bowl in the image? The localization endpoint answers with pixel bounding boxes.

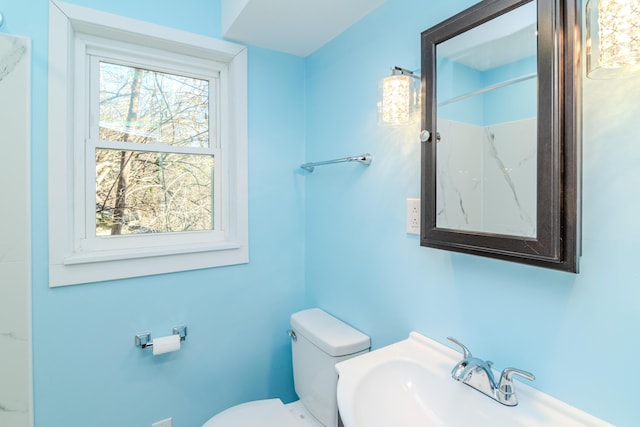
[202,308,370,427]
[203,399,321,427]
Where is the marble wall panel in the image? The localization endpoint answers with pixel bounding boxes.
[0,33,32,427]
[436,118,536,237]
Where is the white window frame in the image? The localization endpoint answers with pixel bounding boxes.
[83,42,225,250]
[48,0,248,287]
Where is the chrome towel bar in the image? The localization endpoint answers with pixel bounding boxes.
[300,153,372,173]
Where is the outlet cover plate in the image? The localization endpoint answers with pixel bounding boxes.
[407,198,420,235]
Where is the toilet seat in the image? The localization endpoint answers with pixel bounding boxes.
[202,399,301,427]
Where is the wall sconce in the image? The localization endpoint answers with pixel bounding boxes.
[378,66,420,125]
[587,0,640,79]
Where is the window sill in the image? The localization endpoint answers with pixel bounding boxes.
[51,244,248,287]
[63,240,243,265]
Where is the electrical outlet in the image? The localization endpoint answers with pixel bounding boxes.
[406,198,420,235]
[152,418,172,427]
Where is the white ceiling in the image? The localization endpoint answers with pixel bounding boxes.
[221,0,388,57]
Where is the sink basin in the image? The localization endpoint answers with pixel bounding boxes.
[336,332,612,427]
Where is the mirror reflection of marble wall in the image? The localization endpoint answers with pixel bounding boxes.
[436,117,536,237]
[435,2,538,238]
[0,33,32,427]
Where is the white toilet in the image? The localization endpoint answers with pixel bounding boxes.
[203,308,370,427]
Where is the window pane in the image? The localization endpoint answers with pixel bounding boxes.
[95,149,214,235]
[99,62,211,148]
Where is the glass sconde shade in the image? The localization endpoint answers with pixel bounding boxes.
[587,0,640,79]
[378,70,420,125]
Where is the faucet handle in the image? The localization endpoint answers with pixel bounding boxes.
[501,367,535,382]
[447,336,472,359]
[498,367,535,394]
[495,367,535,406]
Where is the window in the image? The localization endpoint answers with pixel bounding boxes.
[94,61,217,237]
[48,0,248,286]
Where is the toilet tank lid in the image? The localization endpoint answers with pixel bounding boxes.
[290,308,370,357]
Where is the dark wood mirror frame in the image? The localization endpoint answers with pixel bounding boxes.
[420,0,581,272]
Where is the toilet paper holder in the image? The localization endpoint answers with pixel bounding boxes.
[135,325,187,349]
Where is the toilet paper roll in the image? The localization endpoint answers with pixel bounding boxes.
[152,334,181,356]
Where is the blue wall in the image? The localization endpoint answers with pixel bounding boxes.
[438,56,537,126]
[3,0,640,425]
[305,0,640,426]
[437,57,484,125]
[482,56,537,125]
[3,0,305,426]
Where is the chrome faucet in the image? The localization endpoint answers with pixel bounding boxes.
[447,337,535,406]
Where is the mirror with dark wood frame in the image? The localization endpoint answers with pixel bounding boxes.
[420,0,581,272]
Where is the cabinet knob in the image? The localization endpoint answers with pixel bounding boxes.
[420,130,441,143]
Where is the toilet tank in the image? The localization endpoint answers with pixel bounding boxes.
[290,309,370,427]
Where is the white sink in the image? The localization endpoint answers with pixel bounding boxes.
[335,332,613,427]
